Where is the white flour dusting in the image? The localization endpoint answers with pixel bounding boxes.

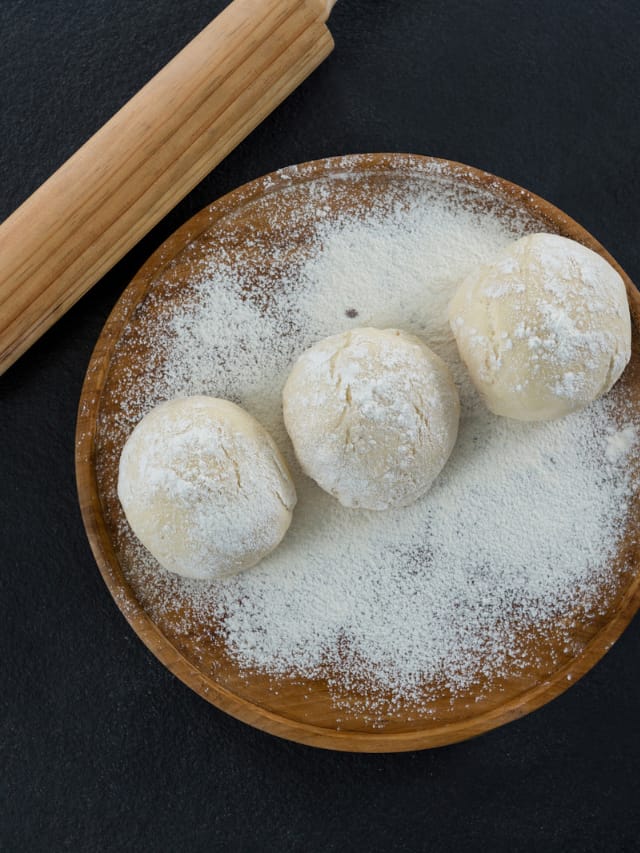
[109,172,638,710]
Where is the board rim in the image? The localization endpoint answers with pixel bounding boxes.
[75,153,640,752]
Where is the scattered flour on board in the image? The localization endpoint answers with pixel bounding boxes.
[110,175,638,711]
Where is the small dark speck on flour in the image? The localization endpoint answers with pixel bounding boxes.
[109,171,639,715]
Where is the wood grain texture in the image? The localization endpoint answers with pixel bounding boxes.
[75,154,640,752]
[0,0,334,375]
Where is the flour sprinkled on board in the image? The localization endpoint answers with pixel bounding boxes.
[107,172,638,714]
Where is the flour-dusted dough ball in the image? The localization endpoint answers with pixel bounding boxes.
[117,396,296,580]
[448,234,631,421]
[282,328,460,510]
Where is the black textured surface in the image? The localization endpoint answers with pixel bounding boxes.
[2,1,640,850]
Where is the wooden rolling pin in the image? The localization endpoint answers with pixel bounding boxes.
[0,0,336,375]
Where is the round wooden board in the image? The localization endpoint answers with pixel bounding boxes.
[76,154,640,752]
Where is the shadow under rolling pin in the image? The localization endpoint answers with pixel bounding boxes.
[0,0,337,375]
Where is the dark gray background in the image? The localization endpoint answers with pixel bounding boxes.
[2,1,639,850]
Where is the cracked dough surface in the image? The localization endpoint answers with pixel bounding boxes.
[117,396,296,579]
[282,327,460,510]
[448,233,631,421]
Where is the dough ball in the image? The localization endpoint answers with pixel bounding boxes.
[282,328,460,510]
[117,396,296,580]
[448,233,631,420]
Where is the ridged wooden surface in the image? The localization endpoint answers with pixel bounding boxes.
[76,154,640,752]
[0,0,334,375]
